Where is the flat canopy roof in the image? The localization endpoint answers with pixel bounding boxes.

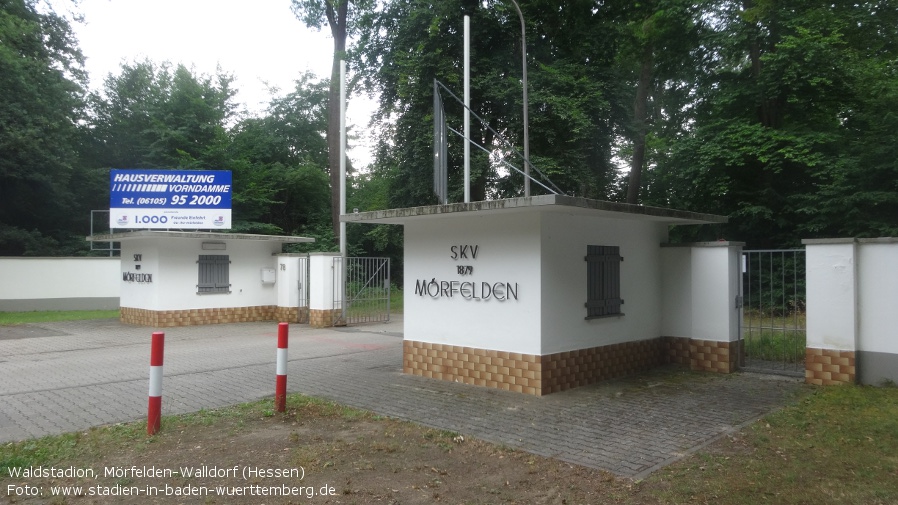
[340,195,727,225]
[85,230,315,243]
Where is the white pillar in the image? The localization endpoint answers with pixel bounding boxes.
[660,241,743,373]
[803,238,857,385]
[308,252,342,328]
[275,254,307,323]
[690,242,743,343]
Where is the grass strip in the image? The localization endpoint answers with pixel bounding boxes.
[639,385,898,504]
[0,310,120,326]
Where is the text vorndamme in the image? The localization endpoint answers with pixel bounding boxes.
[415,279,518,301]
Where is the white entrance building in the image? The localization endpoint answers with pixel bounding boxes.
[343,195,741,395]
[87,231,313,327]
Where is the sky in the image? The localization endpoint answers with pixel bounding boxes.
[53,0,375,167]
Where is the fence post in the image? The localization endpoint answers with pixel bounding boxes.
[275,323,288,412]
[147,331,164,435]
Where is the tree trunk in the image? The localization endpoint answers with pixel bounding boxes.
[744,0,782,128]
[627,42,653,205]
[326,1,348,242]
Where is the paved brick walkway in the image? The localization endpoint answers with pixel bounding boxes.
[0,318,808,478]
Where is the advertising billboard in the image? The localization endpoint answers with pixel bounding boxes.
[109,169,232,230]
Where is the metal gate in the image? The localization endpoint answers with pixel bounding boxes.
[332,257,391,325]
[740,249,806,376]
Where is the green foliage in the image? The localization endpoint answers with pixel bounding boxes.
[2,0,898,256]
[0,0,91,255]
[354,0,621,207]
[642,0,898,245]
[227,73,331,236]
[0,225,62,256]
[290,0,374,37]
[89,60,236,170]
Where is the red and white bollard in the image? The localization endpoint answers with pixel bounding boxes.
[147,331,164,435]
[275,323,288,412]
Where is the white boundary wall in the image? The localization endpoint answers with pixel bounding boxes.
[660,242,743,342]
[804,238,898,385]
[0,257,120,311]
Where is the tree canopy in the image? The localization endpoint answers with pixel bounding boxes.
[0,0,87,254]
[1,0,896,258]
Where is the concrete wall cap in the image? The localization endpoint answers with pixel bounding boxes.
[661,241,746,247]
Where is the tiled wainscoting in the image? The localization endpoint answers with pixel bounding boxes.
[805,348,856,385]
[404,336,741,396]
[309,309,345,328]
[121,306,308,327]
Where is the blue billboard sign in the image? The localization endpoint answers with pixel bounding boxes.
[109,169,232,229]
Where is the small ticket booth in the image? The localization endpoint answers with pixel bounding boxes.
[87,231,313,327]
[343,195,742,395]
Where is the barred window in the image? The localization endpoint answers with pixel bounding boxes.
[197,255,230,294]
[585,245,623,319]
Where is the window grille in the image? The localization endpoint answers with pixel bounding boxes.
[197,255,230,294]
[585,245,623,318]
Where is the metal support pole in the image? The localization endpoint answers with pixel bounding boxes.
[339,60,348,321]
[508,0,530,197]
[464,15,471,203]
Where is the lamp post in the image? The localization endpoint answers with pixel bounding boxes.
[508,0,530,197]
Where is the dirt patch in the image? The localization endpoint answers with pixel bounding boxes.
[3,398,636,505]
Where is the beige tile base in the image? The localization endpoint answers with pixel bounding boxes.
[662,336,692,366]
[275,306,309,324]
[403,341,543,395]
[664,336,740,373]
[404,337,744,396]
[688,338,740,373]
[121,305,288,327]
[119,305,309,328]
[541,340,664,394]
[806,348,856,385]
[404,339,669,396]
[309,308,345,328]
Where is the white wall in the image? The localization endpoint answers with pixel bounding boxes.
[120,238,280,311]
[309,252,340,311]
[691,245,741,341]
[275,254,307,309]
[857,241,898,355]
[120,242,160,309]
[403,213,542,355]
[539,213,668,353]
[804,238,898,385]
[0,257,120,311]
[660,246,693,337]
[805,240,858,352]
[658,243,742,342]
